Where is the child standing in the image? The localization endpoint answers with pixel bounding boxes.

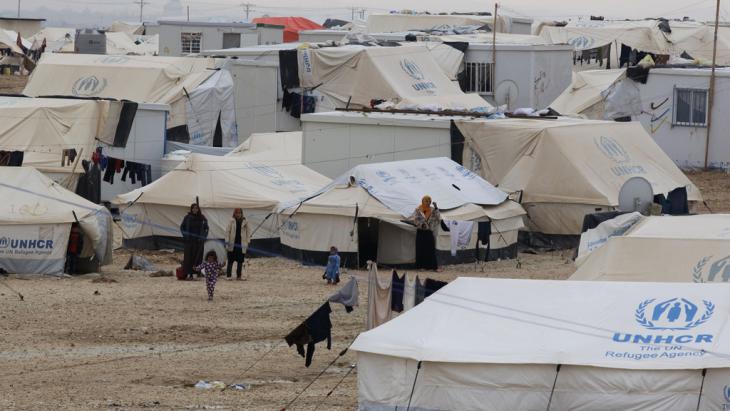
[324,246,341,285]
[65,223,83,274]
[195,251,225,301]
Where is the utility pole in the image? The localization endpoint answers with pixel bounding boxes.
[17,0,20,18]
[243,3,253,21]
[492,3,498,105]
[704,0,721,169]
[351,6,356,21]
[133,0,149,23]
[187,5,190,21]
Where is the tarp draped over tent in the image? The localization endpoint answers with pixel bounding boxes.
[23,54,236,146]
[113,132,330,246]
[27,27,74,53]
[352,277,730,410]
[572,214,730,283]
[185,69,237,147]
[277,157,525,263]
[0,167,112,274]
[252,17,322,42]
[298,45,490,111]
[109,21,145,35]
[456,118,701,234]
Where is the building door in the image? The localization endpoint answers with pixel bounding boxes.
[222,33,241,49]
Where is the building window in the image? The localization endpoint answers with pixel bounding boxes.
[181,32,202,54]
[673,88,708,127]
[464,61,493,94]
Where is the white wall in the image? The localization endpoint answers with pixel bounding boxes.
[465,45,573,109]
[634,70,730,169]
[148,24,280,56]
[100,105,167,202]
[301,115,451,178]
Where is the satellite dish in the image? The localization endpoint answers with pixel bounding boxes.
[494,80,519,110]
[618,177,654,214]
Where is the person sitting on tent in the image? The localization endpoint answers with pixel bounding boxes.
[225,208,250,280]
[195,250,224,301]
[323,246,341,285]
[409,195,441,271]
[181,203,209,280]
[65,223,83,274]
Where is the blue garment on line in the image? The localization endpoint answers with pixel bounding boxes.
[324,254,341,281]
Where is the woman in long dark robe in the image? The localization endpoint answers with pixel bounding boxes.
[409,195,441,270]
[180,203,209,280]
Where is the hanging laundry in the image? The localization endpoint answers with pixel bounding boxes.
[391,271,405,313]
[424,278,448,299]
[61,148,78,166]
[415,276,426,306]
[278,49,300,89]
[0,151,24,166]
[284,302,332,367]
[328,277,359,313]
[102,158,125,184]
[448,221,474,257]
[402,273,417,312]
[288,92,316,118]
[121,161,152,185]
[367,263,392,330]
[477,221,491,262]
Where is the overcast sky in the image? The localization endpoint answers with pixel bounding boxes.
[2,0,726,27]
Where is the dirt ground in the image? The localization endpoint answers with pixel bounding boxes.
[0,75,27,94]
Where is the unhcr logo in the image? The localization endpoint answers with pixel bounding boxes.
[569,36,594,49]
[400,58,424,80]
[72,76,107,97]
[635,298,714,331]
[692,255,730,282]
[594,135,630,163]
[0,237,7,248]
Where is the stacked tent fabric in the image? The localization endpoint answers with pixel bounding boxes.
[455,118,701,235]
[23,53,236,147]
[278,157,525,266]
[572,214,730,283]
[113,132,330,251]
[0,167,112,274]
[352,277,730,410]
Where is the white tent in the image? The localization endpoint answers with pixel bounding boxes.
[113,132,330,250]
[572,214,730,283]
[455,118,701,235]
[0,29,28,55]
[352,277,730,410]
[23,53,237,147]
[549,69,627,119]
[298,44,490,111]
[0,167,112,274]
[26,27,74,53]
[278,157,525,266]
[0,96,114,189]
[108,21,145,35]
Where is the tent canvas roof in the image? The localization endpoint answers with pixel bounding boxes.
[352,277,730,370]
[23,54,214,104]
[114,132,330,209]
[455,118,701,206]
[571,214,730,282]
[549,69,626,115]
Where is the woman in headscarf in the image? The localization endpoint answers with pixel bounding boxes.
[180,203,209,280]
[409,195,441,270]
[225,208,250,280]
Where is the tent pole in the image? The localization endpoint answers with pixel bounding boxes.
[405,361,423,411]
[704,0,721,169]
[491,3,498,105]
[695,368,707,411]
[545,364,562,411]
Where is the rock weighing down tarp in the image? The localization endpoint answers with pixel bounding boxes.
[0,167,112,274]
[297,45,490,111]
[114,132,330,248]
[455,118,701,234]
[278,157,525,264]
[23,54,237,147]
[572,214,730,283]
[352,277,730,410]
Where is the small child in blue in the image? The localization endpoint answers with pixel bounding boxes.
[195,250,225,301]
[324,246,341,285]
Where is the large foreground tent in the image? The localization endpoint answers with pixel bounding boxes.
[0,167,112,274]
[114,132,330,251]
[352,277,730,410]
[571,214,730,282]
[278,157,525,267]
[455,118,701,235]
[23,53,236,147]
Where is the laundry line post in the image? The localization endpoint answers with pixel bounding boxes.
[704,0,721,169]
[492,3,498,102]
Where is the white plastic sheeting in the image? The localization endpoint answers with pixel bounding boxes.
[185,69,238,147]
